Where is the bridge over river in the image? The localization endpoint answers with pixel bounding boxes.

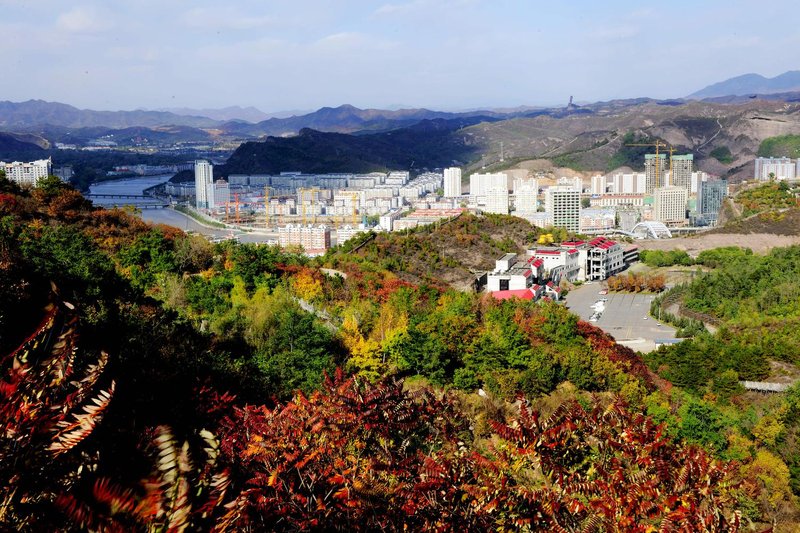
[85,193,169,209]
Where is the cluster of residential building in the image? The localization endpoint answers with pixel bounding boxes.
[753,157,800,181]
[109,163,193,177]
[0,158,52,187]
[277,224,331,256]
[462,153,730,231]
[190,160,453,219]
[485,237,639,301]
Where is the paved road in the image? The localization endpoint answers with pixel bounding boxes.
[565,284,677,353]
[140,208,278,244]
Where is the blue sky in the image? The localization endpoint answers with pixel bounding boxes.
[0,0,796,112]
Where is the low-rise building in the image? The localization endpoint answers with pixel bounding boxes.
[580,207,616,231]
[487,253,536,292]
[589,194,644,208]
[336,224,368,244]
[529,248,581,283]
[585,236,624,281]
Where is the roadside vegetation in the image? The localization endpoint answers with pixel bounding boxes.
[737,182,798,216]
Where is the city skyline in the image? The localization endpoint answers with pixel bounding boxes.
[1,0,797,112]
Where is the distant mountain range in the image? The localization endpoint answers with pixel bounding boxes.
[219,116,495,175]
[0,100,219,130]
[223,104,516,138]
[153,106,275,123]
[689,71,800,99]
[0,100,517,139]
[5,75,800,183]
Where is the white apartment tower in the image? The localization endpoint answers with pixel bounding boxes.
[653,186,688,224]
[513,178,539,215]
[544,186,581,233]
[1,158,52,187]
[443,167,462,197]
[591,174,608,195]
[469,172,509,204]
[485,188,510,214]
[194,160,214,209]
[754,157,798,181]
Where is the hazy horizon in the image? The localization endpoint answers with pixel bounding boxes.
[1,0,797,112]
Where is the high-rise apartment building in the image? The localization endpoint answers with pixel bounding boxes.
[754,157,798,181]
[194,160,214,209]
[653,186,687,224]
[485,187,509,214]
[469,172,509,204]
[699,179,727,224]
[1,158,52,187]
[513,179,538,215]
[591,174,608,195]
[215,179,230,209]
[670,154,693,192]
[544,186,581,232]
[645,154,667,193]
[609,172,646,194]
[690,171,709,194]
[278,224,331,254]
[443,167,462,197]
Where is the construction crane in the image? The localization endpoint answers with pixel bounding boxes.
[234,193,241,225]
[264,186,272,229]
[626,139,670,189]
[298,187,321,225]
[350,191,359,226]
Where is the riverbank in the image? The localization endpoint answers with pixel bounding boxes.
[174,205,228,229]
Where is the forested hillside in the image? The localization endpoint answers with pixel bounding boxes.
[0,176,795,529]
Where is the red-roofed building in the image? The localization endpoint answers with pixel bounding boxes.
[587,237,624,280]
[490,289,535,301]
[529,248,581,284]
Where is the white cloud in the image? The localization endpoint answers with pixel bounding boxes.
[591,26,640,42]
[56,6,114,33]
[181,6,272,30]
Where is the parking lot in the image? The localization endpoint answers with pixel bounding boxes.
[565,283,677,353]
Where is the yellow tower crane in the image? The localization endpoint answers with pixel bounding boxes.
[626,139,670,189]
[264,186,270,229]
[298,187,322,225]
[298,187,308,225]
[350,191,360,226]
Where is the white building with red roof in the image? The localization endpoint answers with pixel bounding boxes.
[585,236,624,280]
[529,248,581,283]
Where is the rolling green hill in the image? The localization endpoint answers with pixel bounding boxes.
[758,134,800,158]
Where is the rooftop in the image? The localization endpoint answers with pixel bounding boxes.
[491,289,535,301]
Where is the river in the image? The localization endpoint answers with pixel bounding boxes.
[86,175,275,243]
